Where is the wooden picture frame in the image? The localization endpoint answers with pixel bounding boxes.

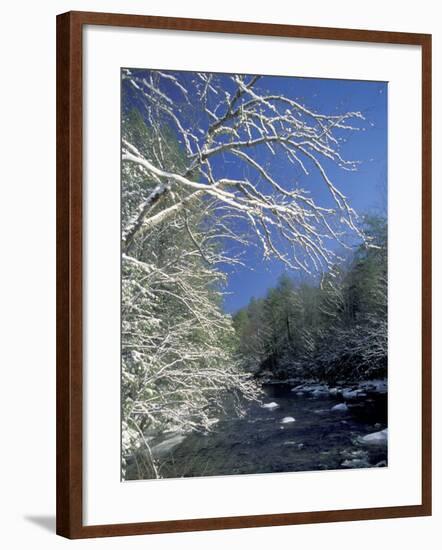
[56,10,432,539]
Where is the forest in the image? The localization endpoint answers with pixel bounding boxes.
[233,215,387,384]
[120,69,387,480]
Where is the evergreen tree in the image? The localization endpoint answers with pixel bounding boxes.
[233,216,387,383]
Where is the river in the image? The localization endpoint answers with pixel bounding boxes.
[145,382,388,479]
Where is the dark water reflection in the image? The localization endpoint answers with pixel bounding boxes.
[155,384,388,479]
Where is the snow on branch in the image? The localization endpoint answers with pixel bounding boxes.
[121,70,367,271]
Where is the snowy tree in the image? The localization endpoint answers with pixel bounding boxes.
[121,108,260,479]
[122,69,368,272]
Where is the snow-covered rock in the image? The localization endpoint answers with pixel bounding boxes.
[359,428,388,446]
[262,402,279,410]
[291,380,316,391]
[289,379,387,399]
[359,379,388,394]
[291,383,329,395]
[151,435,186,458]
[340,448,370,468]
[312,388,328,397]
[346,449,367,459]
[342,388,364,399]
[341,458,370,468]
[283,441,303,449]
[331,402,348,412]
[281,416,296,424]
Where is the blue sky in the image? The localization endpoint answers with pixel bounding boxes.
[122,70,388,314]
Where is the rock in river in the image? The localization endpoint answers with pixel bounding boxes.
[331,402,348,412]
[262,402,280,410]
[151,434,186,459]
[359,428,388,446]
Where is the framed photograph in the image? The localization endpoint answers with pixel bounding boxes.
[56,11,432,538]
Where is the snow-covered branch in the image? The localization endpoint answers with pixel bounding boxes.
[121,70,366,271]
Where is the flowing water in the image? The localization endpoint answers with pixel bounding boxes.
[147,383,388,479]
